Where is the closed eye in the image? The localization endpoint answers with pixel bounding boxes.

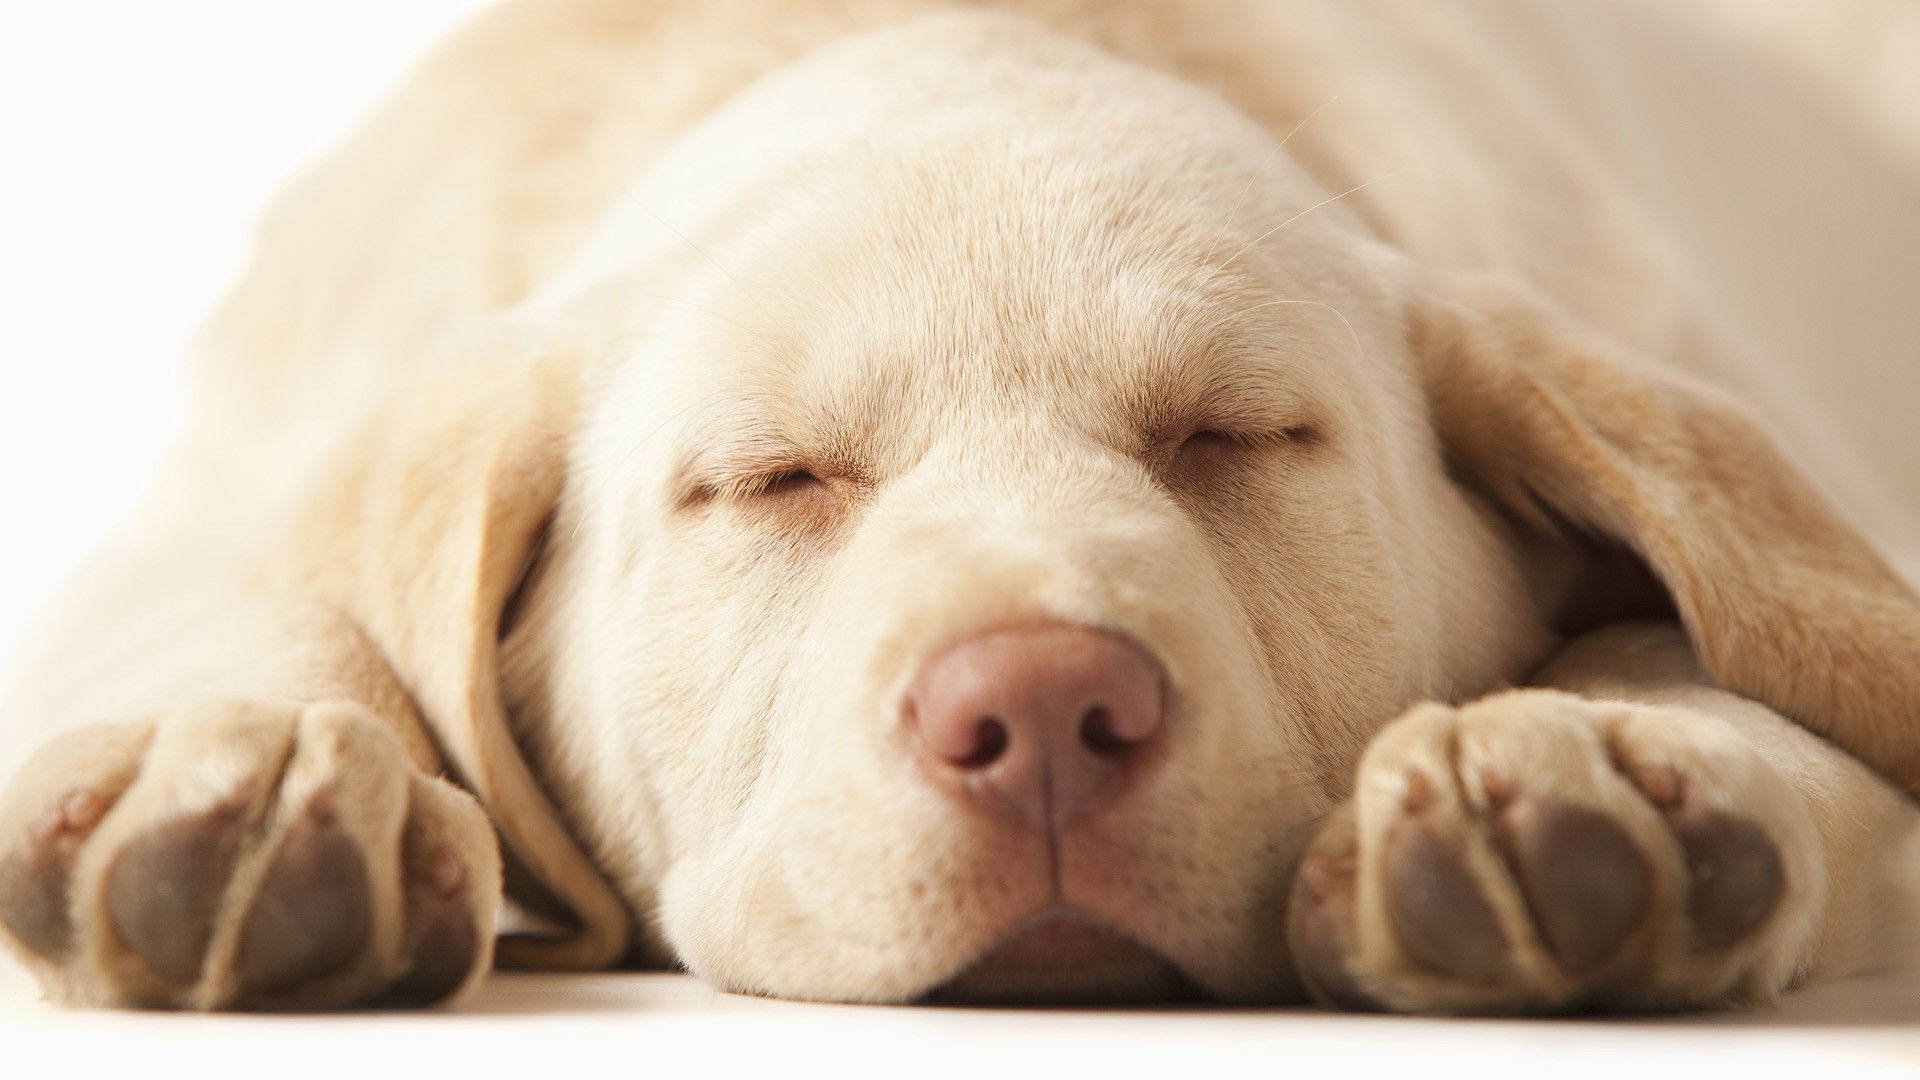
[1173,424,1318,459]
[1176,429,1239,454]
[689,466,849,533]
[736,468,826,499]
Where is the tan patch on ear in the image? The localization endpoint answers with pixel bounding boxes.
[1413,279,1920,792]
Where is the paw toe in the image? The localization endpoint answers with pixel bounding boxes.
[0,792,115,959]
[0,816,81,959]
[106,806,245,985]
[1383,814,1508,983]
[1672,811,1782,952]
[377,842,479,1007]
[235,799,372,999]
[1290,847,1376,1009]
[1498,801,1649,972]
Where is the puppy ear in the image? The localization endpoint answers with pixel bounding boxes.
[284,329,631,970]
[1411,278,1920,791]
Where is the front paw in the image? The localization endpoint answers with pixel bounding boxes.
[0,699,501,1009]
[1286,690,1824,1013]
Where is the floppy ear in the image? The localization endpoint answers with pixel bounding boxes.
[1411,277,1920,793]
[283,329,631,970]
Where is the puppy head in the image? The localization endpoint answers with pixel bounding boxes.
[489,14,1543,1002]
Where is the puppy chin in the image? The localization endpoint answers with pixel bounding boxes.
[917,911,1207,1005]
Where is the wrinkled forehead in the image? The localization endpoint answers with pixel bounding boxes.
[565,14,1387,470]
[654,149,1362,479]
[751,154,1245,406]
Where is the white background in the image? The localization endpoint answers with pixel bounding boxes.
[0,0,490,670]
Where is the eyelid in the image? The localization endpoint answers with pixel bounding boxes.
[711,467,821,501]
[1182,424,1317,447]
[671,436,863,509]
[673,464,806,507]
[1161,379,1318,441]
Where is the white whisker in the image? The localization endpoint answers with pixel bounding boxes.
[1204,168,1411,284]
[1238,298,1369,369]
[1201,95,1340,268]
[642,207,775,324]
[639,292,756,335]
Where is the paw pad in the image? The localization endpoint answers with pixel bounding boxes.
[376,841,478,1008]
[0,788,123,960]
[236,801,373,998]
[1671,811,1782,952]
[106,805,246,985]
[1383,814,1507,983]
[1496,801,1649,972]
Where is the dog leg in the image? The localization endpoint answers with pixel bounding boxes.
[1287,622,1920,1012]
[0,694,498,1009]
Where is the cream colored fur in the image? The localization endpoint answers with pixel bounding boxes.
[2,0,1917,1011]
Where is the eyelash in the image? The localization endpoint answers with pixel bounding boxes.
[714,468,825,501]
[1177,424,1317,453]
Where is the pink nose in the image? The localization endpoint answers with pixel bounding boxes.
[904,625,1167,830]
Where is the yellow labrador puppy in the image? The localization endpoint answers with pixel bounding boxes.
[3,0,1919,1013]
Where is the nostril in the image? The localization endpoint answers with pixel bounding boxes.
[1079,707,1130,757]
[904,624,1168,824]
[957,718,1010,768]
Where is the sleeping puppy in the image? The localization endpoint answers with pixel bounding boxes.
[3,0,1919,1013]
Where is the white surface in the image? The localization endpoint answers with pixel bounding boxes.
[2,961,1919,1078]
[2,3,1919,1075]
